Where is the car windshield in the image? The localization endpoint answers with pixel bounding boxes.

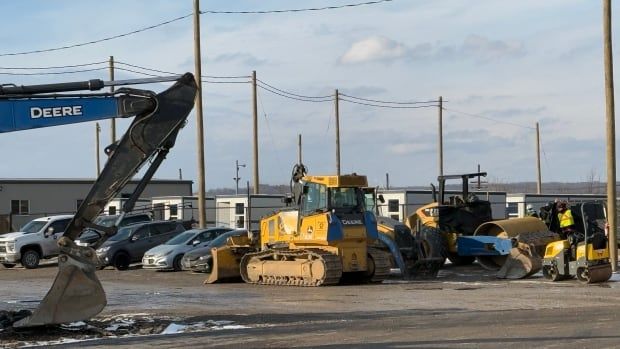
[20,221,47,234]
[165,231,195,245]
[94,216,118,227]
[107,226,136,241]
[209,231,243,247]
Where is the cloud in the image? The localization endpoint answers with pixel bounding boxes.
[340,34,525,64]
[211,52,267,66]
[339,36,406,64]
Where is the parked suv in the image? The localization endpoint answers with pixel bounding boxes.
[0,215,73,269]
[75,213,152,247]
[95,220,185,270]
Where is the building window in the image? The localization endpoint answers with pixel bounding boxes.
[11,200,29,215]
[235,203,244,215]
[388,199,399,213]
[507,203,518,218]
[153,203,165,221]
[76,199,84,211]
[109,206,117,215]
[236,216,245,228]
[169,204,178,219]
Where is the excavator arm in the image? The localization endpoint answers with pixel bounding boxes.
[0,73,197,327]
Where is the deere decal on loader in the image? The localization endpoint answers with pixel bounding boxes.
[207,163,391,286]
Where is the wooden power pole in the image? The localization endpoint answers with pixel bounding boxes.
[536,122,542,194]
[193,0,207,228]
[438,96,444,177]
[109,56,116,146]
[252,71,259,194]
[298,134,303,165]
[603,0,617,271]
[335,89,341,176]
[95,123,101,176]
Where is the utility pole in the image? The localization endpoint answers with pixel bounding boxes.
[95,123,101,176]
[386,173,390,190]
[109,56,116,146]
[438,96,444,177]
[234,160,246,195]
[193,0,207,228]
[252,70,259,194]
[603,0,617,271]
[536,122,542,194]
[335,89,341,176]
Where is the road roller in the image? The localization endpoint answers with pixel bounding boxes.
[541,202,612,284]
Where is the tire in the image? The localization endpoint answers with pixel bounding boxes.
[2,263,16,268]
[21,249,41,269]
[542,265,562,281]
[112,252,130,271]
[576,267,590,283]
[418,226,447,265]
[447,252,476,266]
[172,254,184,272]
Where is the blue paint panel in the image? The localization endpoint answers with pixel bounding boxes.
[326,214,344,241]
[0,97,118,133]
[457,236,513,256]
[364,211,379,240]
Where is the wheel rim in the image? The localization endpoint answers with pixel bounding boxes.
[23,252,38,266]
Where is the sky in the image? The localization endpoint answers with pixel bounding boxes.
[0,0,618,190]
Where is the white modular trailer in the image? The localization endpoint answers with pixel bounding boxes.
[376,189,508,222]
[104,198,152,216]
[215,194,287,232]
[506,193,607,218]
[150,196,216,225]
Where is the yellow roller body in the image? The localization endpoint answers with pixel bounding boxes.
[474,217,560,279]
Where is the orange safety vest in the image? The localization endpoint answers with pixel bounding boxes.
[558,209,574,228]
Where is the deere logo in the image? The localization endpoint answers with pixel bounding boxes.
[30,106,83,119]
[341,219,363,225]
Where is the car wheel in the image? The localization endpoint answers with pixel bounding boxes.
[2,263,16,268]
[172,254,184,272]
[21,249,41,269]
[113,252,130,271]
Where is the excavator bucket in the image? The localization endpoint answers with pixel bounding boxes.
[13,74,197,328]
[14,240,105,327]
[495,242,542,279]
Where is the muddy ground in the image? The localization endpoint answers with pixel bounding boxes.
[2,261,620,348]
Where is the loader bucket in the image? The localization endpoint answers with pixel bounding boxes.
[495,243,542,279]
[205,246,242,284]
[14,239,105,328]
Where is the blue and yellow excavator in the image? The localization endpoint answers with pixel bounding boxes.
[0,73,197,327]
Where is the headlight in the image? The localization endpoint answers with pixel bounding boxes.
[198,255,210,261]
[96,246,110,253]
[6,242,15,252]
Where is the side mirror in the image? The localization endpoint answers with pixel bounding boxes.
[192,239,200,246]
[44,227,54,238]
[378,194,385,204]
[130,235,139,242]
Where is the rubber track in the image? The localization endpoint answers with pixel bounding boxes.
[240,249,343,287]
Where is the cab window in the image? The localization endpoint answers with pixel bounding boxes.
[48,218,71,235]
[131,226,150,240]
[301,182,327,216]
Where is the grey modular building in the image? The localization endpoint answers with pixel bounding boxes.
[0,178,193,233]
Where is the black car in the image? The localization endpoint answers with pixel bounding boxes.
[95,220,185,270]
[75,213,152,247]
[181,229,248,273]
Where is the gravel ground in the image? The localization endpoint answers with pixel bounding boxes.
[1,261,620,348]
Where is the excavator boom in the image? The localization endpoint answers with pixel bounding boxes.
[2,73,197,327]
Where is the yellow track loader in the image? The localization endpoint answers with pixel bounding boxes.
[207,164,391,286]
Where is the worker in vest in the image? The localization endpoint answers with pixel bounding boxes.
[557,201,583,258]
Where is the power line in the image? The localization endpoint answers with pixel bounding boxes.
[0,61,107,70]
[0,14,193,57]
[115,61,251,79]
[257,84,333,103]
[0,67,107,76]
[114,66,250,83]
[339,93,438,105]
[0,0,393,57]
[202,0,392,14]
[257,79,332,99]
[442,107,535,130]
[339,97,437,109]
